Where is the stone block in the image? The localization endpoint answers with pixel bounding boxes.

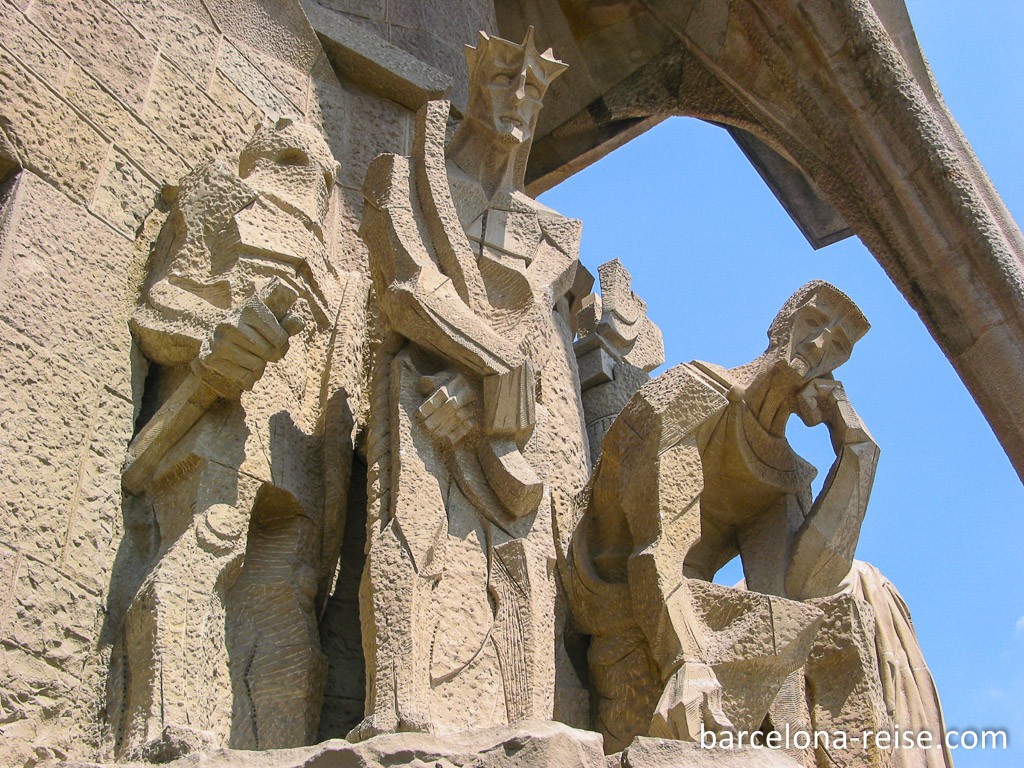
[0,1,72,88]
[60,387,134,596]
[389,25,469,110]
[206,70,265,138]
[111,0,168,42]
[0,173,134,393]
[0,48,108,203]
[234,41,312,112]
[91,147,160,236]
[306,53,345,149]
[26,0,159,110]
[388,0,495,47]
[62,63,188,185]
[385,0,429,30]
[316,0,384,22]
[332,182,371,277]
[6,546,102,665]
[684,0,731,61]
[465,0,498,41]
[217,40,302,117]
[573,14,670,100]
[0,543,106,766]
[576,344,616,390]
[622,736,803,767]
[207,0,323,74]
[0,323,95,568]
[157,7,222,90]
[163,0,219,28]
[83,721,611,767]
[303,1,451,112]
[142,57,253,169]
[0,638,95,766]
[325,79,412,190]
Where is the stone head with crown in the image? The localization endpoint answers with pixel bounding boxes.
[448,28,568,196]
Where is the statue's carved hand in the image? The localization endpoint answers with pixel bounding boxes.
[797,377,873,448]
[418,373,479,446]
[193,287,305,398]
[797,377,842,427]
[649,661,734,742]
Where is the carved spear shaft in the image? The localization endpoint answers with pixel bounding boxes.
[122,279,298,495]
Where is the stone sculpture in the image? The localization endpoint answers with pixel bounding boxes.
[356,28,593,737]
[843,561,955,768]
[562,281,951,766]
[111,118,356,757]
[0,0,998,763]
[573,258,664,461]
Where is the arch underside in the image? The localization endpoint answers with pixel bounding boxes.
[496,0,1024,483]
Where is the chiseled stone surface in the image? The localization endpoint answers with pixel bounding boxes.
[0,0,987,767]
[573,258,664,461]
[622,736,802,767]
[67,721,806,768]
[0,0,481,763]
[107,116,363,759]
[562,282,950,766]
[357,29,589,740]
[498,0,1024,486]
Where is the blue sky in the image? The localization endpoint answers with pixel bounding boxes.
[538,3,1024,765]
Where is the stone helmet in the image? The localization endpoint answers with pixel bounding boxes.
[238,116,340,229]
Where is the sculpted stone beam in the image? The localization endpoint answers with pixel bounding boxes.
[498,0,1024,483]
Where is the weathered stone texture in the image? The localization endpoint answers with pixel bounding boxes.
[26,0,160,111]
[499,0,1024,486]
[0,174,134,393]
[67,721,816,768]
[61,62,188,188]
[0,1,979,767]
[0,321,128,764]
[0,46,109,203]
[0,1,387,763]
[156,8,220,89]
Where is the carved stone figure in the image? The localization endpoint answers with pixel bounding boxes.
[563,281,951,766]
[356,29,592,737]
[843,561,955,768]
[112,118,356,756]
[573,258,664,461]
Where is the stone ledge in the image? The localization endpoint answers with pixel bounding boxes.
[300,0,450,111]
[65,722,802,768]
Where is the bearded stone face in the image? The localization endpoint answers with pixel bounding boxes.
[781,291,859,381]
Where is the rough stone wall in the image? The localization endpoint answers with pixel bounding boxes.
[316,0,496,110]
[0,1,495,764]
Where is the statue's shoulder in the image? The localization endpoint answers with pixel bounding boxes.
[606,362,730,453]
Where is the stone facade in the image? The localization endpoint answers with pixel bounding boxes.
[0,2,1013,768]
[0,2,489,764]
